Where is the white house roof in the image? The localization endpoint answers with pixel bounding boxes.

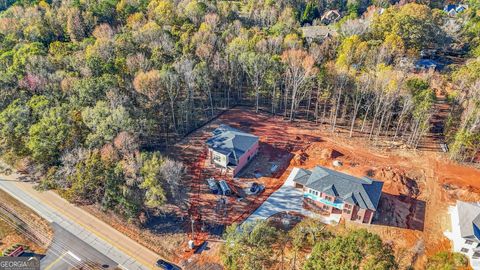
[457,201,480,241]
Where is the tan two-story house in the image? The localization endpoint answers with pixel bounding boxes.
[289,166,383,224]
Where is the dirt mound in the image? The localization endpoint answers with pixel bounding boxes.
[292,151,309,166]
[306,146,343,160]
[374,167,421,197]
[442,182,480,202]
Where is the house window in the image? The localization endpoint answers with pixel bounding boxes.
[322,205,329,210]
[473,252,480,259]
[461,248,469,253]
[466,240,474,245]
[343,209,351,214]
[345,204,351,209]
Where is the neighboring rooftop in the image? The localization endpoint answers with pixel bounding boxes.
[301,26,337,40]
[321,10,341,24]
[415,59,445,70]
[444,4,468,13]
[292,166,383,211]
[457,201,480,241]
[206,124,259,164]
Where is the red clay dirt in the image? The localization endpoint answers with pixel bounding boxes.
[173,107,480,269]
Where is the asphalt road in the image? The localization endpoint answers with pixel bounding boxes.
[40,223,117,270]
[0,177,160,270]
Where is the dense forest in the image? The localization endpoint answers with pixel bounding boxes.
[0,0,479,219]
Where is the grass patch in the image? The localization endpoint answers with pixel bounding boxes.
[0,218,15,239]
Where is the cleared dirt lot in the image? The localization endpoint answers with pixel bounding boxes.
[174,107,480,269]
[172,110,300,233]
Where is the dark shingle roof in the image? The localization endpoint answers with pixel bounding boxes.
[415,59,444,70]
[206,124,259,165]
[291,166,383,211]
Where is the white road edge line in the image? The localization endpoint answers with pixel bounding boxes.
[66,251,81,262]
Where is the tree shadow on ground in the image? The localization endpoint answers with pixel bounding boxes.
[144,212,186,235]
[237,142,294,180]
[373,193,426,231]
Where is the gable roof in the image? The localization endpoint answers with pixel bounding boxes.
[301,26,337,40]
[444,4,468,13]
[457,201,480,241]
[291,166,383,211]
[321,10,341,22]
[444,4,457,12]
[206,124,259,164]
[289,168,312,185]
[456,5,468,12]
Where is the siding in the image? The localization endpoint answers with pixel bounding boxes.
[233,141,259,175]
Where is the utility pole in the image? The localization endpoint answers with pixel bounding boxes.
[188,215,195,250]
[191,216,195,241]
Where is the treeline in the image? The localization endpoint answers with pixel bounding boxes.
[444,0,480,162]
[221,219,397,270]
[0,0,478,218]
[220,219,468,270]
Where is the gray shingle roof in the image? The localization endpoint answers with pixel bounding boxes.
[206,124,259,165]
[291,166,383,211]
[457,201,480,241]
[290,168,311,185]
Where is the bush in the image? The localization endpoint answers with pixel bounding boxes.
[426,251,469,270]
